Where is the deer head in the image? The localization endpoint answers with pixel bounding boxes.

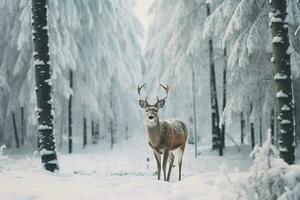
[138,83,169,126]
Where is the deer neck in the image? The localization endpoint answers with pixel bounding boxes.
[147,119,161,148]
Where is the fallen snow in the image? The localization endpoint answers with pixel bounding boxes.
[0,136,298,200]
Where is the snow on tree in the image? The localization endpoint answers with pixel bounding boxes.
[31,0,59,172]
[145,0,219,145]
[216,130,300,199]
[269,0,295,164]
[201,0,300,145]
[0,0,143,149]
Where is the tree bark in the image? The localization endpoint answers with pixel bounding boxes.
[68,70,73,154]
[31,0,58,172]
[259,117,262,146]
[206,3,221,152]
[192,60,198,158]
[21,106,25,145]
[95,123,99,143]
[91,120,95,144]
[12,112,20,149]
[221,48,227,149]
[269,0,295,164]
[83,117,87,148]
[271,108,275,145]
[241,112,245,144]
[250,122,255,150]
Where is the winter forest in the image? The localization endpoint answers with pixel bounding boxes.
[0,0,300,199]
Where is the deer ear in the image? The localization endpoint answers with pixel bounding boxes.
[139,100,148,109]
[156,100,165,109]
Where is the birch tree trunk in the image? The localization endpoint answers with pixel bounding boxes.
[31,0,58,172]
[269,0,295,164]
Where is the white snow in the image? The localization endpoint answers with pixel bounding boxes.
[34,59,45,65]
[272,36,283,43]
[276,90,288,98]
[0,137,254,200]
[281,119,292,124]
[38,124,52,130]
[279,147,288,152]
[274,73,288,80]
[280,129,287,134]
[39,148,55,156]
[281,105,291,111]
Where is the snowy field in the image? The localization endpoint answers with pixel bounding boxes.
[0,135,256,200]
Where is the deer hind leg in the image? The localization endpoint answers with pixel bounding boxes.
[162,150,169,181]
[178,145,185,181]
[153,151,161,180]
[167,152,174,182]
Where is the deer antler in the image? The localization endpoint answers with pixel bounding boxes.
[156,83,169,104]
[137,83,149,105]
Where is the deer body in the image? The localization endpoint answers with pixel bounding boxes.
[138,84,188,181]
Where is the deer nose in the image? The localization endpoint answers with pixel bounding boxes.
[148,116,154,120]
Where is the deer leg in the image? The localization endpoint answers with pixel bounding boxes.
[178,145,185,181]
[167,152,174,182]
[162,150,169,181]
[153,151,161,180]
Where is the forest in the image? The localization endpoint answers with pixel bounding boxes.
[0,0,300,199]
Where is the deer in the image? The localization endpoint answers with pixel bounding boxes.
[138,83,188,182]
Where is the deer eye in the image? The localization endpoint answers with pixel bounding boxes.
[154,109,158,112]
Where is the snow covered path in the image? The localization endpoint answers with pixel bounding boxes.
[0,137,253,200]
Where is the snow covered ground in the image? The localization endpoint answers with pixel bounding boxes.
[0,135,288,200]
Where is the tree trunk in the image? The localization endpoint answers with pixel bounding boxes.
[259,117,262,146]
[83,117,87,148]
[269,0,295,164]
[221,48,227,149]
[110,119,114,149]
[240,112,245,144]
[12,112,20,149]
[271,108,275,145]
[206,3,221,152]
[68,70,73,154]
[21,106,25,145]
[59,99,65,148]
[125,125,128,140]
[95,123,99,143]
[250,122,255,150]
[31,0,58,172]
[91,120,95,144]
[192,61,198,158]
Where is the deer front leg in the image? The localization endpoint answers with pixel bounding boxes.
[178,145,185,181]
[162,150,169,181]
[167,152,174,182]
[153,151,161,180]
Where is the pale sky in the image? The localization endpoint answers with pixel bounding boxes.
[133,0,154,48]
